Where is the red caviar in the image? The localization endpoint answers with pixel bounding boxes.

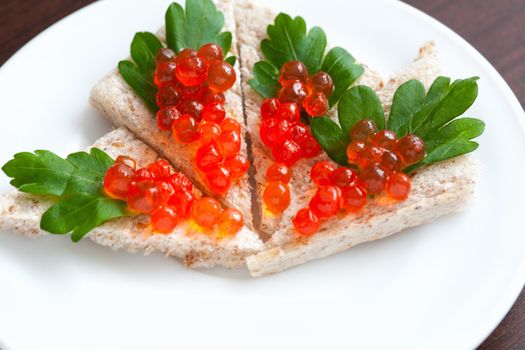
[298,119,427,236]
[152,44,244,195]
[103,157,242,235]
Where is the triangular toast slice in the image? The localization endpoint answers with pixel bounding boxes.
[235,1,477,275]
[90,0,255,229]
[0,128,264,268]
[235,0,383,242]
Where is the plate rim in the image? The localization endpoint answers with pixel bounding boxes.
[0,0,524,349]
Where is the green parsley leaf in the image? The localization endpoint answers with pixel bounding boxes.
[2,148,129,241]
[387,80,426,135]
[165,0,232,54]
[261,13,327,73]
[63,148,114,196]
[409,117,485,170]
[248,61,281,99]
[224,56,237,66]
[410,77,479,137]
[118,32,162,112]
[130,32,164,79]
[41,194,128,242]
[310,117,348,164]
[310,76,484,168]
[321,47,364,106]
[248,14,363,108]
[2,150,75,196]
[337,85,384,135]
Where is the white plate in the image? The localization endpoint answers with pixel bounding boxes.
[1,0,524,349]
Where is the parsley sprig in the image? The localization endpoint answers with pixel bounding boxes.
[310,76,485,169]
[119,0,236,112]
[2,148,127,242]
[248,13,364,107]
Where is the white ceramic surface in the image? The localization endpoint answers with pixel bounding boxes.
[0,0,524,349]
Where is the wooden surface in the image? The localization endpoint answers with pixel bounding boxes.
[0,0,524,349]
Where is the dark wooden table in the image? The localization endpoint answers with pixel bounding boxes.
[1,0,524,349]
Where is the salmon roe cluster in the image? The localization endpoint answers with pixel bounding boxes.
[292,119,426,236]
[103,156,243,236]
[153,45,248,195]
[259,61,333,213]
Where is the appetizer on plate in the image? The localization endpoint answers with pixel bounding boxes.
[0,0,484,277]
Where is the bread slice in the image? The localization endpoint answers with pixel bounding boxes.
[90,0,255,229]
[243,42,477,276]
[234,0,384,240]
[246,156,476,276]
[0,128,264,268]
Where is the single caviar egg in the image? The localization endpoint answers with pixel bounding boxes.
[217,130,241,156]
[154,62,177,87]
[263,181,291,213]
[217,208,244,236]
[178,100,204,121]
[304,92,329,117]
[266,162,291,184]
[155,47,176,64]
[306,71,333,96]
[261,98,281,120]
[207,61,236,92]
[191,197,222,229]
[278,80,308,104]
[293,208,320,236]
[371,130,397,149]
[272,140,302,166]
[220,117,241,133]
[174,48,197,64]
[304,92,328,117]
[103,163,135,200]
[172,115,201,144]
[385,172,411,200]
[195,142,223,172]
[176,56,208,87]
[279,61,308,84]
[277,102,301,122]
[202,102,226,123]
[358,163,387,195]
[197,43,224,64]
[350,119,378,142]
[381,150,403,172]
[329,167,357,188]
[150,205,179,233]
[168,190,194,219]
[340,185,367,212]
[224,154,250,179]
[156,85,180,108]
[205,165,232,194]
[346,141,366,164]
[198,121,222,144]
[309,185,341,218]
[310,161,335,186]
[156,107,180,131]
[395,134,426,166]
